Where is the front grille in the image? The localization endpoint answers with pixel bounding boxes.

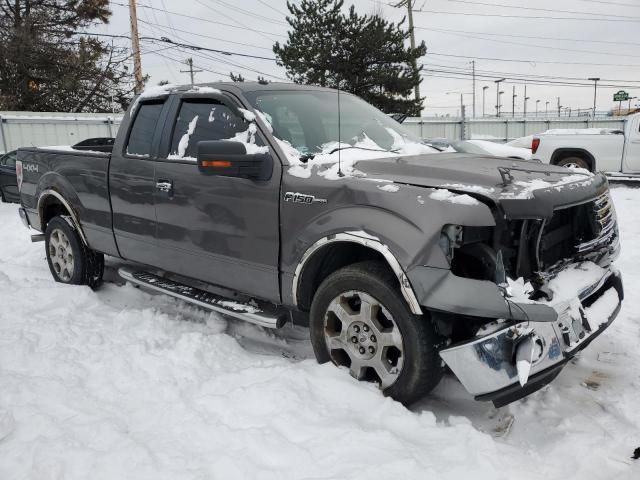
[539,191,618,271]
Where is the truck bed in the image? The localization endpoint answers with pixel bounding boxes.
[17,147,119,256]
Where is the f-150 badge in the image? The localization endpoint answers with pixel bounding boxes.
[284,192,327,205]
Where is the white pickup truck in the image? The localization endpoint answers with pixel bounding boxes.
[531,113,640,176]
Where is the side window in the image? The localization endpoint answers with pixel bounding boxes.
[168,100,261,160]
[126,101,164,157]
[1,152,16,168]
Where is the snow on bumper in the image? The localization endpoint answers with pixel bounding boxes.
[439,268,623,404]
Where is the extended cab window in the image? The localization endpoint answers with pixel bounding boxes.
[126,101,164,157]
[168,100,261,160]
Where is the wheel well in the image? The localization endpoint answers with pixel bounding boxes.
[39,196,70,230]
[296,242,395,311]
[551,149,594,171]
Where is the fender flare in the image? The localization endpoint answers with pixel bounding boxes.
[292,231,423,315]
[550,148,596,171]
[37,189,89,246]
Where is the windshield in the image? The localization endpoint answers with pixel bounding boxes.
[244,90,437,158]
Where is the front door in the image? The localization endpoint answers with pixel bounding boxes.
[152,96,281,302]
[623,115,640,172]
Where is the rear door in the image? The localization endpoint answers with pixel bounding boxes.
[110,99,169,264]
[622,115,640,172]
[152,94,282,302]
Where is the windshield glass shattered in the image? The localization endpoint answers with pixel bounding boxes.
[245,90,438,159]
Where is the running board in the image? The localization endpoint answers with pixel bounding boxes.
[118,268,287,329]
[605,172,640,182]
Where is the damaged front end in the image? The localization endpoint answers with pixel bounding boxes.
[412,183,623,406]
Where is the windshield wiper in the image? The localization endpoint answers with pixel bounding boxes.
[299,145,400,163]
[327,145,400,156]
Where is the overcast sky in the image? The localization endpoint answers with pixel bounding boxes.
[97,0,640,116]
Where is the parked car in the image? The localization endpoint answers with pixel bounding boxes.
[72,137,115,153]
[16,82,623,407]
[531,114,640,173]
[0,150,19,203]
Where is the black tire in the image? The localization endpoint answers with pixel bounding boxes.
[557,156,591,171]
[310,261,443,405]
[45,216,104,289]
[0,188,5,203]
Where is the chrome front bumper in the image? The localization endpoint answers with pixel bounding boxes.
[439,269,623,406]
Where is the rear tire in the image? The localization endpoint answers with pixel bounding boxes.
[557,156,591,171]
[309,261,443,405]
[45,216,104,289]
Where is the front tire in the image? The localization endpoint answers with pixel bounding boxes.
[309,261,443,405]
[45,216,104,289]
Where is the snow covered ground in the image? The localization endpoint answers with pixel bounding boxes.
[1,187,639,479]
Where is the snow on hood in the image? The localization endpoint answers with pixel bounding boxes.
[280,134,438,180]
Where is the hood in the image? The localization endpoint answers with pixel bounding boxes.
[356,153,608,219]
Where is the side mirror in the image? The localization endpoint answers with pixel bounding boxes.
[196,140,272,181]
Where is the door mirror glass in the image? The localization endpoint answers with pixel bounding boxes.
[196,141,272,181]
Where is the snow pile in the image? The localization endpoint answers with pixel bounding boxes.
[377,184,400,193]
[0,187,639,478]
[464,140,532,160]
[129,83,178,116]
[501,174,593,199]
[430,188,480,205]
[37,145,108,155]
[440,183,495,196]
[543,128,623,135]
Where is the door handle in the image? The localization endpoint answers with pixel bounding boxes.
[156,180,173,193]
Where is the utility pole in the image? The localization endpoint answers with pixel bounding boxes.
[494,78,505,117]
[181,58,202,86]
[557,97,561,117]
[128,0,144,94]
[512,85,517,118]
[482,86,489,117]
[393,1,420,105]
[471,60,476,118]
[524,84,530,117]
[588,77,600,119]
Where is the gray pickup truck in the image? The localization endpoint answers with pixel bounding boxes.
[16,82,623,406]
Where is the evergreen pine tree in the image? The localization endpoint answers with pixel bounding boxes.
[0,0,137,112]
[274,0,426,115]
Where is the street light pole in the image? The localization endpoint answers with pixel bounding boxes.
[524,84,530,117]
[546,101,549,116]
[535,100,540,117]
[588,77,600,119]
[494,78,505,117]
[482,86,489,117]
[557,97,561,117]
[512,85,517,118]
[628,96,637,113]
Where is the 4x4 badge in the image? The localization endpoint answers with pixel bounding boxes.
[284,192,327,205]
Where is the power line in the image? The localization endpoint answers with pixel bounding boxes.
[412,8,640,22]
[426,51,640,68]
[138,18,274,51]
[110,1,285,38]
[576,0,640,7]
[256,0,288,16]
[416,26,640,48]
[194,0,281,43]
[206,0,287,25]
[446,0,640,19]
[420,27,640,59]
